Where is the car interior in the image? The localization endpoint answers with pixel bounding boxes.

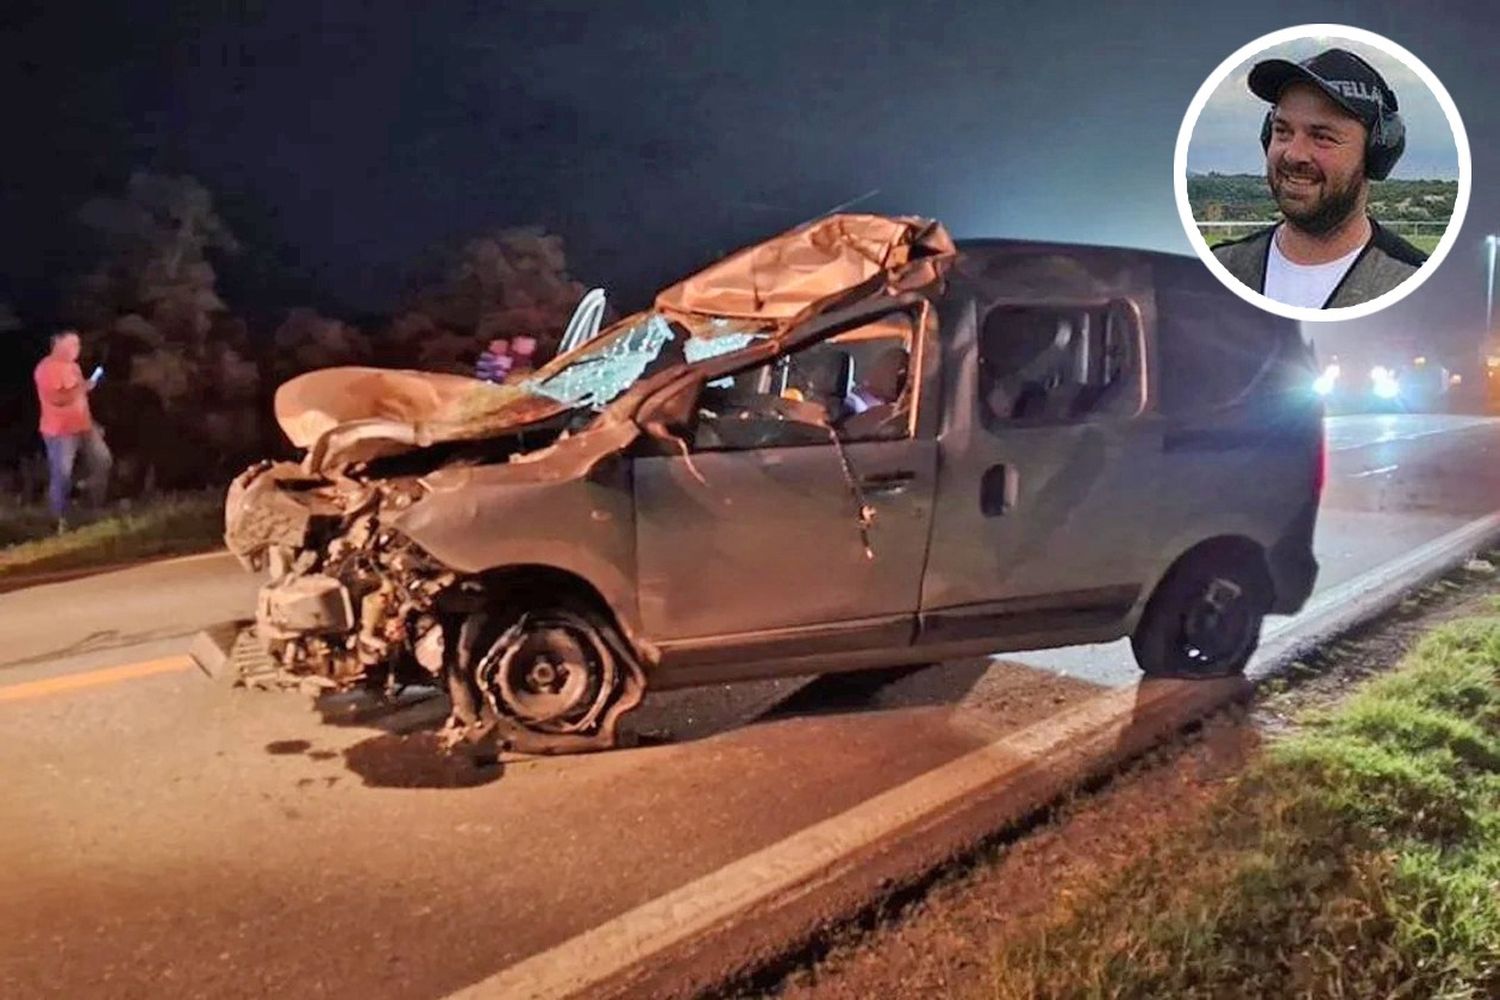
[691,324,915,450]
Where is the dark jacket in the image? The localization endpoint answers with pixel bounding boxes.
[1211,219,1427,309]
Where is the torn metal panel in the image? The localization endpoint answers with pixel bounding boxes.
[271,215,954,475]
[224,460,345,571]
[392,452,641,639]
[275,367,563,449]
[654,213,955,323]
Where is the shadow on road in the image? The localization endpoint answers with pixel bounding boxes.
[620,657,996,747]
[260,689,506,789]
[283,658,995,788]
[755,659,989,721]
[341,731,505,788]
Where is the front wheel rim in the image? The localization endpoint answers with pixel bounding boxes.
[476,613,617,735]
[1178,577,1254,668]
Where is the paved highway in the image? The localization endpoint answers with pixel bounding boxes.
[2,413,1498,999]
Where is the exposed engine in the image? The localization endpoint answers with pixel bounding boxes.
[225,460,459,692]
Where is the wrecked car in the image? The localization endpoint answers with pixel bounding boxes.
[213,213,1323,755]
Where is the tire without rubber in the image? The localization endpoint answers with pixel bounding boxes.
[1131,551,1270,678]
[457,599,645,755]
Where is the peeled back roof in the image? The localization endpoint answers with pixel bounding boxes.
[654,213,954,324]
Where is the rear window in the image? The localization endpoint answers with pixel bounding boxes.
[1154,264,1310,416]
[978,300,1142,427]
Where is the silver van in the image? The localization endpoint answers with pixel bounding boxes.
[216,215,1322,754]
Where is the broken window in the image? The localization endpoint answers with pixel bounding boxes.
[978,301,1140,429]
[524,313,682,411]
[690,322,915,451]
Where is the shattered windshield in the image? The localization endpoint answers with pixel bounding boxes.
[522,312,767,410]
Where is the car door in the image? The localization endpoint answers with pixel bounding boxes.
[632,317,938,663]
[919,296,1162,644]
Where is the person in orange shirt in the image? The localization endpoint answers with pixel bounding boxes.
[34,330,111,529]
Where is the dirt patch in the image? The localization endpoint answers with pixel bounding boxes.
[740,568,1500,1000]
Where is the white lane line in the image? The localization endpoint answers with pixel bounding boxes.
[1330,425,1483,452]
[1351,464,1399,478]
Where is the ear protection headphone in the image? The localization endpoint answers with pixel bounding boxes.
[1259,53,1406,181]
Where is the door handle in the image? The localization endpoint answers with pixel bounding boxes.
[860,469,916,495]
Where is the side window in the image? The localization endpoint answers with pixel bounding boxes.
[978,301,1140,428]
[1155,288,1288,416]
[691,325,915,451]
[690,357,832,451]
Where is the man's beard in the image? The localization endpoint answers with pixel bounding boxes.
[1268,161,1364,237]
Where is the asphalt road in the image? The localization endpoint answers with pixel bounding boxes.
[2,413,1498,1000]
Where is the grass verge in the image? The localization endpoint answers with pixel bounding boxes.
[988,611,1500,999]
[0,491,225,583]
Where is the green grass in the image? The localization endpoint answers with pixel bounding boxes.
[1410,234,1442,255]
[1198,227,1444,257]
[0,491,226,582]
[988,616,1500,999]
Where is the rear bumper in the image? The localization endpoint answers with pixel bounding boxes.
[1267,499,1320,614]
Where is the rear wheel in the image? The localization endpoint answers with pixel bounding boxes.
[455,601,645,755]
[1131,552,1270,678]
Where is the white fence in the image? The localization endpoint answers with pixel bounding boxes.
[1196,220,1449,233]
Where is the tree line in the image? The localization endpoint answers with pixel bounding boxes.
[2,172,591,496]
[1188,173,1458,223]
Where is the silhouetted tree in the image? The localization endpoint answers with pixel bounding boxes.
[67,172,258,489]
[399,227,586,369]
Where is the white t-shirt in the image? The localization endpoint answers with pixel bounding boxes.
[1263,232,1364,309]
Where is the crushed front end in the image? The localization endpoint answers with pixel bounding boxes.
[208,212,956,754]
[223,460,459,693]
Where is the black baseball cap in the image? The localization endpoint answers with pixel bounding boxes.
[1248,47,1398,128]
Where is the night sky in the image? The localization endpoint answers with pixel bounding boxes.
[2,1,1498,356]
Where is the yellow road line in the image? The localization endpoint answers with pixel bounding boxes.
[0,656,194,703]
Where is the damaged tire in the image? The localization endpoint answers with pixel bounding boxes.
[455,600,645,755]
[1131,550,1270,678]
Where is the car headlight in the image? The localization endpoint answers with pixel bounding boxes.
[1370,366,1400,399]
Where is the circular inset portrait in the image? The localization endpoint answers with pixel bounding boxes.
[1175,24,1469,321]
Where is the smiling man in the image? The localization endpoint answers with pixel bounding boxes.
[1212,48,1427,310]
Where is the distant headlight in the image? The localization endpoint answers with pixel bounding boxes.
[1372,374,1401,399]
[1313,363,1340,396]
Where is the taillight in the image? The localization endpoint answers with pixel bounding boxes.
[1314,425,1328,496]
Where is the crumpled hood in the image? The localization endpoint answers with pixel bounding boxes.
[274,367,563,449]
[276,213,954,472]
[275,367,568,470]
[654,213,954,324]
